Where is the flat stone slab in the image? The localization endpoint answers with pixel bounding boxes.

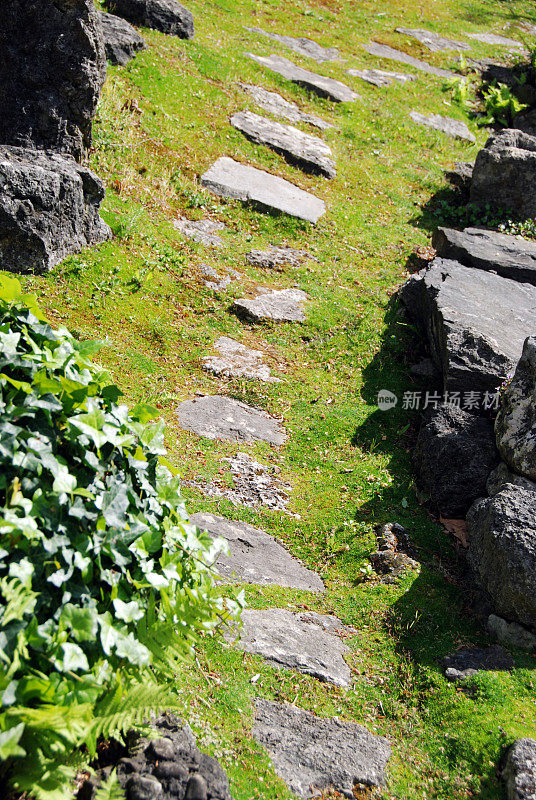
[100,11,146,66]
[230,111,336,178]
[503,739,536,800]
[234,608,355,686]
[191,513,324,591]
[173,217,225,247]
[396,27,470,52]
[200,157,325,223]
[253,700,392,797]
[410,111,476,142]
[347,67,417,87]
[231,288,308,322]
[240,83,332,130]
[442,645,514,681]
[467,31,523,48]
[199,264,241,292]
[246,53,358,103]
[202,336,279,382]
[246,246,311,270]
[245,27,339,62]
[176,395,287,445]
[432,226,536,285]
[363,41,456,79]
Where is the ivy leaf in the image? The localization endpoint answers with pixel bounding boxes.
[60,605,98,642]
[56,643,89,672]
[0,722,26,759]
[52,465,77,494]
[113,599,144,623]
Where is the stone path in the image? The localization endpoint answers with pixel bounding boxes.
[231,288,309,322]
[199,264,242,292]
[232,608,355,686]
[253,700,392,798]
[239,83,333,130]
[191,513,324,591]
[246,245,311,270]
[246,53,358,102]
[347,67,417,87]
[395,27,470,52]
[363,41,456,79]
[410,111,476,142]
[200,157,326,223]
[173,216,226,247]
[176,395,287,444]
[201,336,279,382]
[466,31,523,48]
[245,27,340,62]
[442,645,514,681]
[230,111,336,177]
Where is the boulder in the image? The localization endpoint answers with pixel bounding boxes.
[100,11,146,66]
[0,0,106,160]
[414,405,499,516]
[470,130,536,218]
[488,613,536,652]
[503,739,536,800]
[496,337,536,479]
[107,0,194,38]
[444,162,474,193]
[0,146,111,274]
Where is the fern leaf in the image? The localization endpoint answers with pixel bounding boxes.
[95,769,125,800]
[92,680,181,743]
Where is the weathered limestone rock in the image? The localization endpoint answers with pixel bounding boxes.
[245,27,340,62]
[347,67,417,87]
[432,227,536,286]
[0,0,106,160]
[471,130,536,218]
[198,264,241,292]
[231,288,308,323]
[253,700,392,798]
[396,27,470,52]
[488,613,536,652]
[200,157,325,223]
[100,11,146,65]
[233,609,355,686]
[246,246,311,270]
[503,739,536,800]
[0,147,111,274]
[363,41,455,79]
[107,0,194,38]
[173,217,225,247]
[442,645,513,682]
[239,83,332,130]
[496,337,536,479]
[177,395,287,445]
[410,112,476,142]
[230,111,336,178]
[246,53,358,102]
[467,31,523,48]
[191,513,324,591]
[201,336,279,382]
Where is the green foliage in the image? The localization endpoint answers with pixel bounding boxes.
[446,77,473,109]
[480,82,528,127]
[0,276,242,798]
[94,770,125,800]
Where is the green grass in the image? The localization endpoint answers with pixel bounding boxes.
[15,0,536,796]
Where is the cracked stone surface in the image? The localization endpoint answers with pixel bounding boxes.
[442,645,514,682]
[230,111,336,178]
[396,27,470,52]
[232,608,355,686]
[177,395,287,444]
[202,336,279,382]
[467,31,523,48]
[232,288,309,322]
[363,41,455,79]
[410,111,476,142]
[253,700,392,798]
[191,513,324,591]
[246,53,358,102]
[347,67,417,87]
[245,27,340,62]
[173,217,225,247]
[239,83,332,130]
[200,156,326,223]
[246,246,311,270]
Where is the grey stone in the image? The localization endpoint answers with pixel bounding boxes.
[433,227,536,285]
[127,775,163,800]
[444,162,474,192]
[488,614,536,652]
[0,0,106,161]
[347,67,417,87]
[107,0,194,38]
[396,27,470,52]
[409,357,437,377]
[191,512,324,591]
[149,738,176,761]
[184,775,208,800]
[231,288,308,323]
[246,53,358,103]
[369,550,420,582]
[245,27,339,62]
[230,111,336,178]
[467,32,523,48]
[363,41,456,79]
[202,336,279,382]
[399,258,536,394]
[442,645,514,681]
[486,462,536,497]
[173,217,225,247]
[177,395,286,445]
[100,11,146,66]
[471,130,536,218]
[515,109,536,137]
[410,111,476,142]
[246,246,311,270]
[496,337,536,479]
[198,264,240,292]
[200,157,325,223]
[0,146,111,274]
[239,83,332,130]
[253,700,392,797]
[503,739,536,800]
[233,608,355,687]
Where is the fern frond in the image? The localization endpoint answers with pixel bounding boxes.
[95,769,125,800]
[92,680,182,743]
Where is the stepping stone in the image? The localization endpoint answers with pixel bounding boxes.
[173,217,226,247]
[99,11,147,66]
[240,83,333,130]
[200,157,325,224]
[395,27,470,52]
[233,608,355,686]
[253,700,392,798]
[230,111,336,178]
[245,27,339,62]
[199,264,234,292]
[231,288,308,322]
[191,513,324,591]
[246,53,358,103]
[347,67,417,87]
[410,111,475,142]
[202,336,279,382]
[363,41,455,79]
[246,246,311,270]
[442,645,514,682]
[466,31,524,48]
[503,739,536,800]
[176,395,287,445]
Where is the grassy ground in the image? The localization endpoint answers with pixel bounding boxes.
[16,0,536,796]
